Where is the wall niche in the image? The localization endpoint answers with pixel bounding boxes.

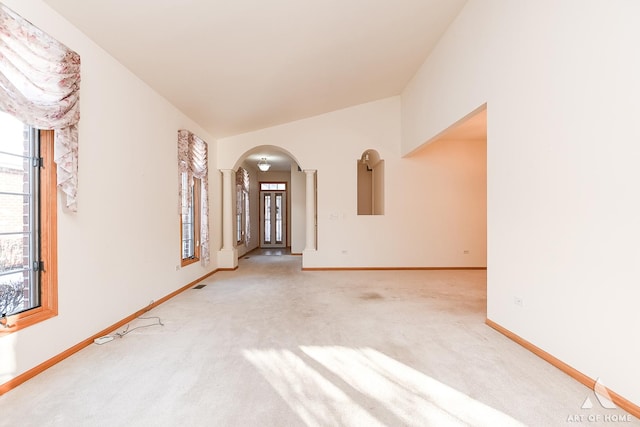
[357,149,384,215]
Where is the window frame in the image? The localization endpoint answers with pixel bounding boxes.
[1,129,58,333]
[180,175,201,267]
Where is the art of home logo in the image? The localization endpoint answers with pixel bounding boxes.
[566,378,633,423]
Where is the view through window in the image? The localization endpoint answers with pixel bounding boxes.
[180,173,201,263]
[0,111,44,318]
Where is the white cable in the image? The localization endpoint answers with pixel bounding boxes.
[94,315,163,345]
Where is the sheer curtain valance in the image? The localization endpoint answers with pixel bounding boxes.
[0,3,80,211]
[178,129,210,266]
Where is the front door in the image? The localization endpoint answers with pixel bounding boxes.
[260,191,286,248]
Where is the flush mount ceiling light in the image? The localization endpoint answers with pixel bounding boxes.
[257,157,271,172]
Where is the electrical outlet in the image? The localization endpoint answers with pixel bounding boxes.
[175,265,180,271]
[514,297,523,307]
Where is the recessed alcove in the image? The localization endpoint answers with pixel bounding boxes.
[357,149,384,215]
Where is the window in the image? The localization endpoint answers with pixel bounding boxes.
[236,189,247,244]
[177,129,210,267]
[0,111,57,330]
[260,182,286,191]
[180,173,201,264]
[236,167,250,245]
[236,183,244,243]
[0,3,80,213]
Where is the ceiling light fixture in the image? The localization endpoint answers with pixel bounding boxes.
[257,157,271,172]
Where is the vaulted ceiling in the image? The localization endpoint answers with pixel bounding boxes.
[44,0,467,139]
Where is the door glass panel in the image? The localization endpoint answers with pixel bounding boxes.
[260,190,286,248]
[275,193,283,244]
[264,194,271,243]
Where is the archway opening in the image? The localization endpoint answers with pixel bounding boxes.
[228,146,314,266]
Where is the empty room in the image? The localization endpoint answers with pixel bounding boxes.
[1,0,639,425]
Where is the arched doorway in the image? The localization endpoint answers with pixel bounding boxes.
[218,145,316,269]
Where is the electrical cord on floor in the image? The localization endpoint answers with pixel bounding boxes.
[114,316,164,338]
[94,315,163,345]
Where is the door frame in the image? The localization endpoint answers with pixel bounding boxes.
[259,181,288,248]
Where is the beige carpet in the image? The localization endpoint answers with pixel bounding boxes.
[0,254,637,426]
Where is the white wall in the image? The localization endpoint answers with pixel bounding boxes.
[402,0,640,405]
[290,165,306,254]
[0,0,219,387]
[218,97,487,269]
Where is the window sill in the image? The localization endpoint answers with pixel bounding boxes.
[0,306,57,336]
[181,257,200,267]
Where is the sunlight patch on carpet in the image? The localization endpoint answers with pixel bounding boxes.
[243,348,383,426]
[244,346,525,427]
[301,346,526,426]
